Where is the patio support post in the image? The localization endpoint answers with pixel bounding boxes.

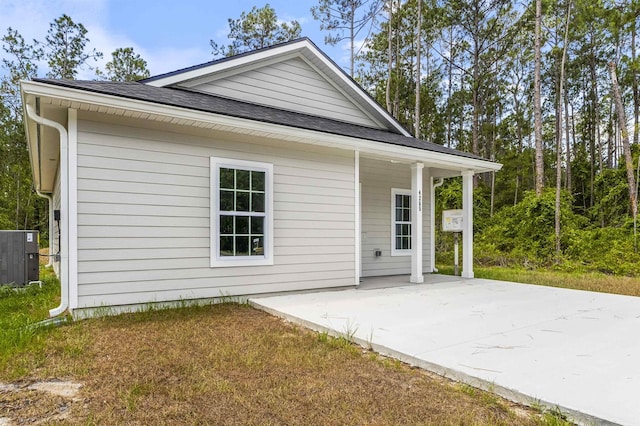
[431,177,444,272]
[461,170,474,278]
[410,162,424,283]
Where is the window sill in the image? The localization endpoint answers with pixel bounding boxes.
[390,250,411,257]
[210,257,274,268]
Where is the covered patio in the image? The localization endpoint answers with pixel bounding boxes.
[357,154,480,284]
[250,277,640,425]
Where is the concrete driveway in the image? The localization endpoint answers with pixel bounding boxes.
[250,276,640,426]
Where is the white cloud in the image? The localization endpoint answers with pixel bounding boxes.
[0,0,210,79]
[1,0,108,78]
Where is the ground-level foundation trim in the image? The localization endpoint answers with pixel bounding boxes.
[249,298,619,426]
[71,285,356,319]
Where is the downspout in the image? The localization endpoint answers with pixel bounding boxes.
[34,189,53,267]
[431,178,444,273]
[25,99,69,317]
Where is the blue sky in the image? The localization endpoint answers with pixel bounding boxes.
[0,0,351,78]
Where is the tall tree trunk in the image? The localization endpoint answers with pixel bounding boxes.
[610,61,638,223]
[414,0,422,137]
[534,0,544,196]
[446,26,454,148]
[349,2,355,77]
[393,4,400,119]
[590,52,603,171]
[565,94,572,191]
[385,0,393,113]
[632,14,639,145]
[555,0,571,256]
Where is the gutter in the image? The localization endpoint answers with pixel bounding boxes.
[24,99,69,317]
[33,189,54,267]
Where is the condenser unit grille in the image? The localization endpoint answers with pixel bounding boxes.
[0,231,40,286]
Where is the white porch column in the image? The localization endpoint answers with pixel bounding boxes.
[461,170,474,278]
[429,176,435,273]
[411,163,424,283]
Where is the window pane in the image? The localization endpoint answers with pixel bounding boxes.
[403,237,410,250]
[396,224,401,236]
[236,191,250,211]
[252,192,265,213]
[396,236,402,250]
[252,171,265,192]
[220,236,234,256]
[220,168,234,189]
[220,215,233,234]
[251,236,264,256]
[236,169,250,190]
[220,190,234,211]
[402,224,410,236]
[251,217,264,234]
[403,208,410,222]
[395,208,402,222]
[236,216,249,234]
[236,236,250,256]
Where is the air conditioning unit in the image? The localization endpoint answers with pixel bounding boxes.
[0,230,40,286]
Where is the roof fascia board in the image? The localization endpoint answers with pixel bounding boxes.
[21,91,41,191]
[177,51,300,88]
[145,42,309,88]
[21,80,501,173]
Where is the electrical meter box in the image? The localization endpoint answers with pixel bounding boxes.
[0,230,40,286]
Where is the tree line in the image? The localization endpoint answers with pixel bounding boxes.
[0,15,150,241]
[2,2,640,274]
[312,0,640,273]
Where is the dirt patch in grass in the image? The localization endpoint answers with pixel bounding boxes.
[2,304,546,425]
[1,384,82,424]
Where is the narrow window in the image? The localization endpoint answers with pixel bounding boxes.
[211,158,273,267]
[391,189,411,256]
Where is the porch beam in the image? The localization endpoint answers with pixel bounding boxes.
[411,163,424,283]
[461,170,474,278]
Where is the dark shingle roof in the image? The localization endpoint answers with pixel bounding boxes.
[34,78,491,163]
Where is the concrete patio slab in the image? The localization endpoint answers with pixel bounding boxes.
[249,277,640,426]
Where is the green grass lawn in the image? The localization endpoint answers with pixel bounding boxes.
[437,264,640,297]
[0,268,62,372]
[0,267,574,425]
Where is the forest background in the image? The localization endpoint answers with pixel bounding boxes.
[2,0,640,276]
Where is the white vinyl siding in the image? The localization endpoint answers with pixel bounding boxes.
[360,158,431,277]
[184,57,383,129]
[74,115,355,308]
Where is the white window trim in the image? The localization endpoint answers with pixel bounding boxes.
[210,157,274,267]
[391,188,412,257]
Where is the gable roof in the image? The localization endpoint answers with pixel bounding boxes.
[32,78,488,162]
[22,38,501,195]
[140,38,411,136]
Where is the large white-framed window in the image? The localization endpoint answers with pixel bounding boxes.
[210,157,274,267]
[391,188,412,256]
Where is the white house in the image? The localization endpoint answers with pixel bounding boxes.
[20,38,501,317]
